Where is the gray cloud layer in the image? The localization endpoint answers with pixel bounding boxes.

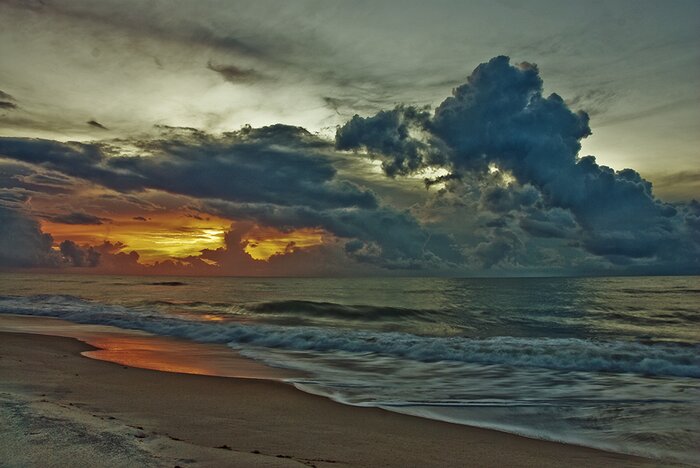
[0,55,697,275]
[0,124,460,270]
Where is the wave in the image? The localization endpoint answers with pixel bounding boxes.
[620,288,700,295]
[0,294,698,378]
[247,300,440,321]
[140,300,231,308]
[230,328,700,378]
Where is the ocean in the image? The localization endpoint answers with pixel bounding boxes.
[0,273,698,464]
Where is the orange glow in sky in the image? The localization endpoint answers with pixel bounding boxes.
[244,226,327,260]
[41,212,327,264]
[42,212,230,263]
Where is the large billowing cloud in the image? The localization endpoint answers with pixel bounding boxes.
[0,202,106,269]
[336,56,700,273]
[0,205,57,268]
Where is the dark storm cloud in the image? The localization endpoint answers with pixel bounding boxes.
[336,56,700,273]
[479,184,539,214]
[118,125,378,210]
[0,198,104,268]
[518,208,578,240]
[0,101,18,110]
[0,125,376,210]
[205,200,462,269]
[87,120,108,130]
[45,212,105,225]
[0,124,460,269]
[59,240,100,267]
[0,160,73,196]
[0,139,126,197]
[336,106,447,177]
[1,51,696,273]
[0,205,57,268]
[0,189,30,205]
[474,228,522,269]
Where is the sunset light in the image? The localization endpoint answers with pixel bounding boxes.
[0,2,698,466]
[244,226,327,261]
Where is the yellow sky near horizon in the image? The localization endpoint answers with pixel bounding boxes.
[41,212,327,264]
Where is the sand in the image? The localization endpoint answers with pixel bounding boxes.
[0,327,671,467]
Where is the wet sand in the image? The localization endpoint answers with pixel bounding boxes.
[0,323,670,467]
[0,314,292,380]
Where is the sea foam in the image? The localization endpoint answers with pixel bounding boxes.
[1,294,698,378]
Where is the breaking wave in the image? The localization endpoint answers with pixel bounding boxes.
[0,294,698,378]
[247,300,441,321]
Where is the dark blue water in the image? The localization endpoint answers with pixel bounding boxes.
[0,273,698,463]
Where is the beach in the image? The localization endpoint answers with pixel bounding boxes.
[0,322,667,467]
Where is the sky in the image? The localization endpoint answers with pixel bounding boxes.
[0,0,698,276]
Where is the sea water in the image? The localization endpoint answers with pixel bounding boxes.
[0,273,698,463]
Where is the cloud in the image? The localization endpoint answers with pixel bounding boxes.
[596,97,700,127]
[518,208,578,240]
[336,56,700,273]
[0,205,58,268]
[192,222,370,276]
[1,54,697,275]
[474,228,522,269]
[0,124,460,269]
[0,202,105,269]
[45,211,105,225]
[59,240,100,267]
[565,89,617,116]
[205,201,462,269]
[0,90,18,111]
[207,61,262,83]
[336,106,447,177]
[87,120,108,130]
[0,125,377,210]
[645,170,700,202]
[479,183,539,214]
[2,0,268,59]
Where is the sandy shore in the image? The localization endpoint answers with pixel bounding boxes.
[0,330,669,467]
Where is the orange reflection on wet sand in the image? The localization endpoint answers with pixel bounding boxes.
[0,314,292,380]
[83,335,290,380]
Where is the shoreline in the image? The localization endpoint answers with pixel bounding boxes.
[0,314,294,381]
[0,324,670,467]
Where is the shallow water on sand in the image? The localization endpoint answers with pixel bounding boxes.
[0,273,698,463]
[0,315,291,380]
